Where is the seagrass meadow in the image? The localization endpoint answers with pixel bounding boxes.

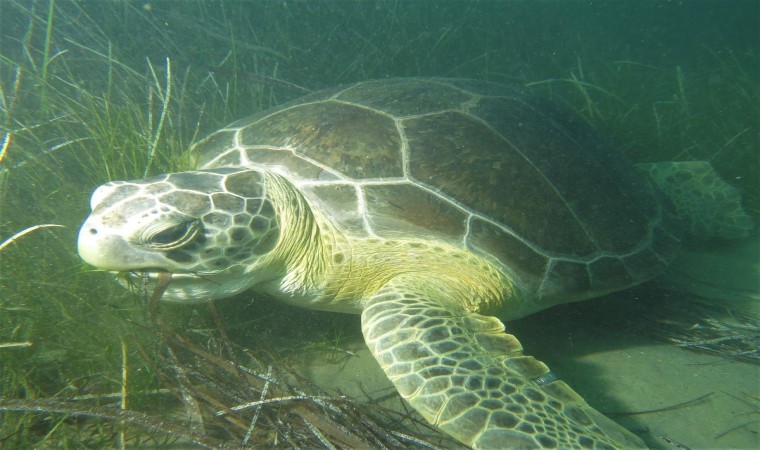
[1,1,758,448]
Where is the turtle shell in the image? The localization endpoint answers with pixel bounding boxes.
[192,78,680,307]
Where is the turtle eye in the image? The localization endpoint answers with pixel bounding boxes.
[146,220,200,250]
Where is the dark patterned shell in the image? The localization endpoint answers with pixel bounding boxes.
[192,79,680,304]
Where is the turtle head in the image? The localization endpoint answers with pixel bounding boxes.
[78,168,281,302]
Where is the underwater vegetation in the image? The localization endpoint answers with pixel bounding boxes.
[1,0,757,447]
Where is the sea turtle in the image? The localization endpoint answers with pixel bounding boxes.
[77,78,752,449]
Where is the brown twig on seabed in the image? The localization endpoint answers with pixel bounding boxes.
[0,398,227,449]
[145,271,454,448]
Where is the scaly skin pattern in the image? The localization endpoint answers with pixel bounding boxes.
[361,275,644,449]
[79,169,646,449]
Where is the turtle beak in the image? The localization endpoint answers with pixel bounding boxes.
[77,218,166,271]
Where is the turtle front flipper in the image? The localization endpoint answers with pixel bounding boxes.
[361,276,646,449]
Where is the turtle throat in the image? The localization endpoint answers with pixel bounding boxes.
[255,172,334,298]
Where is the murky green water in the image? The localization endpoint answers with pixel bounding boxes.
[1,1,757,448]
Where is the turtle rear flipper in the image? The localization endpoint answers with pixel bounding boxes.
[361,275,646,449]
[637,161,754,239]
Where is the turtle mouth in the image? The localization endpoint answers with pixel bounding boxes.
[113,266,247,304]
[123,269,196,280]
[115,269,211,304]
[116,268,201,288]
